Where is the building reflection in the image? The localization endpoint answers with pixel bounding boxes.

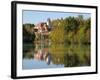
[34,43,52,65]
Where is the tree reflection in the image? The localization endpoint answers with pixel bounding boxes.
[49,43,91,67]
[23,42,90,67]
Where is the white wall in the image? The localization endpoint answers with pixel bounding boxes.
[0,0,99,80]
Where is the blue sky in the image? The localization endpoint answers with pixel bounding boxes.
[23,10,91,25]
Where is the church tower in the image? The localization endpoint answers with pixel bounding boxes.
[47,18,52,31]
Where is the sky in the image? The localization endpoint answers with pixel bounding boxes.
[23,10,91,25]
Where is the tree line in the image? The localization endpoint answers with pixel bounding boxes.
[23,24,35,43]
[23,15,91,44]
[50,15,91,44]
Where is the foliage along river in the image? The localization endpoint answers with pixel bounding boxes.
[22,41,90,69]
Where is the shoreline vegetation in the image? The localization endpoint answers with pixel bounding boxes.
[23,15,91,45]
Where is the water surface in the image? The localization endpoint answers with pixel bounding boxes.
[22,42,90,69]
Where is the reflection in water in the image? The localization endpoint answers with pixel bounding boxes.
[34,48,51,65]
[33,41,52,65]
[23,42,90,69]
